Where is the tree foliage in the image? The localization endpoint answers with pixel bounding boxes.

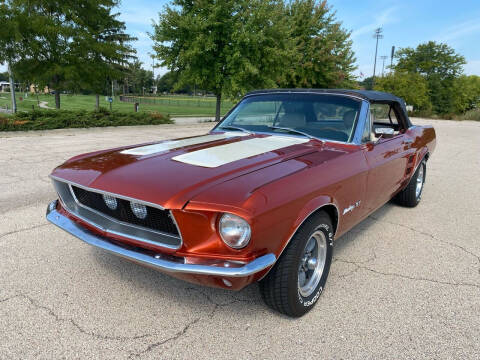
[453,75,480,113]
[0,0,136,109]
[123,60,154,94]
[280,0,356,89]
[374,72,431,111]
[393,41,466,114]
[151,0,291,120]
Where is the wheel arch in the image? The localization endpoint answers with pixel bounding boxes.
[259,198,339,280]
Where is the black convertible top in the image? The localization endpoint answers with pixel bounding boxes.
[245,89,412,127]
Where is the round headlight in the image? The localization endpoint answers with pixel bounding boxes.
[219,213,251,249]
[102,194,117,210]
[130,202,147,219]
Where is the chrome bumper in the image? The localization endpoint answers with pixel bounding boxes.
[46,200,276,278]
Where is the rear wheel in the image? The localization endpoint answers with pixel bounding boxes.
[259,211,333,317]
[394,160,426,207]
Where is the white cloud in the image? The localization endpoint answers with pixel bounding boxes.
[351,6,399,39]
[435,18,480,42]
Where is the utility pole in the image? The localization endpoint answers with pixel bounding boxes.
[149,53,156,94]
[372,27,383,83]
[380,56,388,77]
[390,46,395,69]
[7,62,17,113]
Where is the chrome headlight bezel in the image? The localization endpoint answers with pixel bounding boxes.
[218,213,251,249]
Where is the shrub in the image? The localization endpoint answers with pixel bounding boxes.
[456,108,480,121]
[0,109,172,131]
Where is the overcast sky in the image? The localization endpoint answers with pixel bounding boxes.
[3,0,480,79]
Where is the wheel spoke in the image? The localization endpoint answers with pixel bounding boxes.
[298,269,306,287]
[305,237,315,253]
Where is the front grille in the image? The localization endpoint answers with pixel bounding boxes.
[71,186,179,237]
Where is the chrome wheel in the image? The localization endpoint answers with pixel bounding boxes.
[415,164,424,199]
[298,230,327,297]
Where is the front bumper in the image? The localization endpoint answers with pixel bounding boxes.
[46,200,276,284]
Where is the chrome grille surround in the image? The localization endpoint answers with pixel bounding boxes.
[51,176,182,250]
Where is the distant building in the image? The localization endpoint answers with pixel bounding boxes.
[0,81,20,92]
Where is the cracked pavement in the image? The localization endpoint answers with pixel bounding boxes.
[1,119,479,359]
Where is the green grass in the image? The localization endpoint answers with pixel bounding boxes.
[0,93,235,116]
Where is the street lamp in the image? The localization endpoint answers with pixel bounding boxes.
[372,27,383,83]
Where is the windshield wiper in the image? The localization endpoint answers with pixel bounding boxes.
[267,126,316,140]
[218,125,253,135]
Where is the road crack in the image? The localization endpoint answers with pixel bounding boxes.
[369,215,480,274]
[128,287,253,358]
[335,258,480,289]
[0,223,49,240]
[1,293,152,341]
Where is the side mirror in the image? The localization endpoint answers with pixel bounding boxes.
[374,127,395,139]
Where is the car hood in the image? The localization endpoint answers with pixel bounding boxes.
[51,132,320,209]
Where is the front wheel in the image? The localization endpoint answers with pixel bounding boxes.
[394,160,426,207]
[259,211,333,317]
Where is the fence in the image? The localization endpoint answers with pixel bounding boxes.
[119,95,220,108]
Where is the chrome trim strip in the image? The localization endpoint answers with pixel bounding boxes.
[259,202,340,280]
[46,201,276,278]
[50,175,167,210]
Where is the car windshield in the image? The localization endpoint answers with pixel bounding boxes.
[217,93,362,142]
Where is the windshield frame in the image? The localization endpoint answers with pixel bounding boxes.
[212,92,369,145]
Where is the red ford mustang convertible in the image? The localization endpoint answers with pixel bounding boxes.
[47,89,436,317]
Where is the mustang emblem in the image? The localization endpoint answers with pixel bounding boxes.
[343,201,361,215]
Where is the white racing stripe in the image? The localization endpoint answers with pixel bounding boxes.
[172,136,309,168]
[120,132,247,156]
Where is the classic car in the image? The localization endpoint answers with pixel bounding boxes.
[46,89,436,317]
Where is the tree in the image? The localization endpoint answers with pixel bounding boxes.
[73,1,137,109]
[152,0,290,121]
[0,72,8,82]
[280,0,356,89]
[156,71,176,93]
[453,75,480,113]
[374,72,431,111]
[3,0,135,109]
[394,41,466,114]
[0,1,22,112]
[359,76,374,90]
[123,60,154,95]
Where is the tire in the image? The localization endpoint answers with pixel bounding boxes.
[259,211,334,317]
[394,160,426,207]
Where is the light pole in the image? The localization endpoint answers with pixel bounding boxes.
[372,27,383,83]
[149,53,156,94]
[380,56,388,77]
[7,62,17,113]
[390,46,395,70]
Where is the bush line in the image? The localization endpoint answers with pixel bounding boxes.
[0,108,173,131]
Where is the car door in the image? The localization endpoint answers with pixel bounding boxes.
[362,103,410,214]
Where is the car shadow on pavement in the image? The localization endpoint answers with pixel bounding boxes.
[90,203,395,317]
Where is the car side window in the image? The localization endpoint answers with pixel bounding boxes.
[370,103,401,135]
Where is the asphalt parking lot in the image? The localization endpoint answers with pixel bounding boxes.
[1,119,479,359]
